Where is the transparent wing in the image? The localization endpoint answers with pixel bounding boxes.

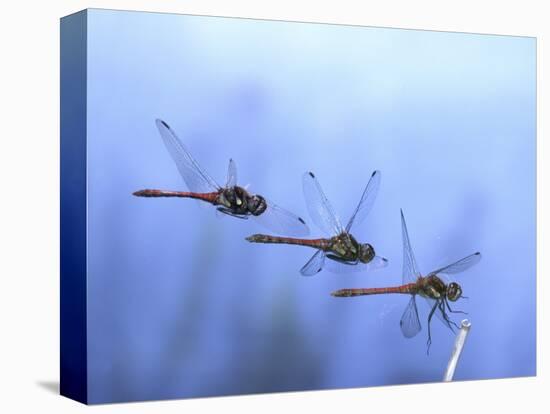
[430,252,482,276]
[226,158,238,188]
[252,200,310,237]
[302,172,344,236]
[155,119,221,193]
[300,250,326,276]
[400,296,422,338]
[324,256,388,274]
[345,170,381,232]
[401,209,421,284]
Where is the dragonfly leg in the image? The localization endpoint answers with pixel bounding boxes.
[216,207,248,219]
[439,301,459,332]
[445,298,468,315]
[325,254,358,265]
[426,301,438,355]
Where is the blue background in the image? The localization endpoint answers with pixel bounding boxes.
[85,9,536,403]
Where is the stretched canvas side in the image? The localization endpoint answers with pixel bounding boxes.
[60,9,88,404]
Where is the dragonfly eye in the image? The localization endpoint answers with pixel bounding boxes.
[248,195,267,216]
[360,243,375,263]
[447,282,462,302]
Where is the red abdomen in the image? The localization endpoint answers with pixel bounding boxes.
[331,283,417,297]
[245,234,330,250]
[133,189,219,204]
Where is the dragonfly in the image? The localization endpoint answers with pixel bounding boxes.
[133,119,310,236]
[331,209,481,352]
[246,170,388,275]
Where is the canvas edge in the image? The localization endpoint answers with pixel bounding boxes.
[60,9,88,405]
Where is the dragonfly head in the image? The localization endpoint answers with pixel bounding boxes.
[359,243,376,263]
[446,282,463,302]
[247,194,267,216]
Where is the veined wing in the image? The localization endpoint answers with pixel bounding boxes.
[300,250,326,276]
[155,119,221,193]
[324,256,388,274]
[401,209,421,284]
[302,172,344,237]
[226,158,238,188]
[400,296,422,338]
[345,170,381,233]
[429,252,481,276]
[252,200,310,237]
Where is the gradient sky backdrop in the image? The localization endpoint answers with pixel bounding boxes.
[84,9,535,403]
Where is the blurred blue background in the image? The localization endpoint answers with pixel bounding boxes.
[85,9,536,403]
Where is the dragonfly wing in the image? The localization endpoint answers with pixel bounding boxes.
[400,296,422,338]
[401,209,421,284]
[300,250,326,276]
[345,170,381,233]
[226,158,238,188]
[155,119,221,193]
[430,252,482,276]
[252,199,310,237]
[302,172,344,236]
[324,255,388,274]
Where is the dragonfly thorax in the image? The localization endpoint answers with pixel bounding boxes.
[328,233,365,262]
[329,233,358,260]
[218,186,267,216]
[328,234,377,263]
[418,275,447,299]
